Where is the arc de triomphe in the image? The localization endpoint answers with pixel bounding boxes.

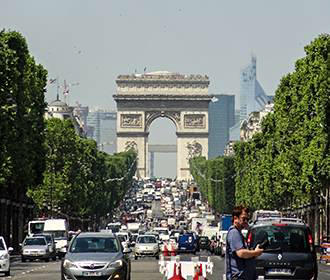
[113,71,211,180]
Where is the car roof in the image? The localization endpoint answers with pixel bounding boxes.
[76,232,116,238]
[251,217,307,228]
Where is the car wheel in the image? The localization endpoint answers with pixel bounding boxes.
[61,272,66,280]
[45,257,50,262]
[155,255,159,260]
[134,255,138,260]
[21,257,26,262]
[52,256,57,261]
[4,269,10,276]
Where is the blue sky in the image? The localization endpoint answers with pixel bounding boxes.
[2,0,329,178]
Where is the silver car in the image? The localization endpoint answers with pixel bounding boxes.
[21,236,51,262]
[61,232,131,280]
[134,235,159,260]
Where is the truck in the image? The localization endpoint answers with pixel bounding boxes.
[220,214,232,231]
[28,219,46,236]
[127,222,140,233]
[42,219,68,259]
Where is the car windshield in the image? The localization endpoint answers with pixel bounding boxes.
[0,239,5,250]
[70,237,119,253]
[137,236,157,244]
[25,238,46,246]
[179,235,194,243]
[29,222,44,235]
[251,225,310,253]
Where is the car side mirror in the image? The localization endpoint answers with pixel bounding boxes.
[8,247,14,254]
[19,243,23,247]
[123,247,132,254]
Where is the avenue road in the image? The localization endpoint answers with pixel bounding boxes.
[3,255,330,280]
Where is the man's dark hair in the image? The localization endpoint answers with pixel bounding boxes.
[232,205,249,220]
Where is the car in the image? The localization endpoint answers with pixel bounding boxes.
[247,217,318,280]
[61,232,131,280]
[134,235,160,260]
[33,233,57,261]
[21,236,51,262]
[198,236,211,251]
[177,233,198,254]
[0,236,13,276]
[218,230,228,257]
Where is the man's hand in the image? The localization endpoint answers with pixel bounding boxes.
[254,244,264,257]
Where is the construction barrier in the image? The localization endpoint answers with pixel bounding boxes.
[159,256,213,279]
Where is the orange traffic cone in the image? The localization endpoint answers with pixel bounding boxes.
[163,242,169,257]
[171,243,176,256]
[198,263,203,277]
[193,264,204,280]
[169,263,185,280]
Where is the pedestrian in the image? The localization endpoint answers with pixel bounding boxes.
[225,205,263,280]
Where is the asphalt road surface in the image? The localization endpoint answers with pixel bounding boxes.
[4,253,330,280]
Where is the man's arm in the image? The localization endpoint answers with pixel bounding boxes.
[236,244,263,259]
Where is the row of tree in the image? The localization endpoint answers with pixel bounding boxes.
[189,34,329,213]
[0,30,47,205]
[234,34,329,210]
[0,30,136,224]
[27,118,136,223]
[190,156,235,214]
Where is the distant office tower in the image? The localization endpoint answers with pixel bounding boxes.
[87,110,101,144]
[208,95,235,158]
[240,56,271,121]
[86,109,117,154]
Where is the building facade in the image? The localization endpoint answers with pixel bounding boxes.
[208,95,235,158]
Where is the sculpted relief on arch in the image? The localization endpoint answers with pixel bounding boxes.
[184,114,205,128]
[145,111,181,128]
[186,140,203,160]
[120,114,142,128]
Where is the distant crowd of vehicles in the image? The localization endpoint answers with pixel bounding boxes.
[0,180,322,280]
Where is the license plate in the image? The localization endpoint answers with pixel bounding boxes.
[267,268,291,275]
[83,271,102,276]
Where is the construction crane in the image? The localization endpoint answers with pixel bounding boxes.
[61,80,79,104]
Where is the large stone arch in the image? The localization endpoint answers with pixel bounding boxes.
[114,71,211,180]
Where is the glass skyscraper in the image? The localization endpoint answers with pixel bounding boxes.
[87,110,117,154]
[240,56,271,121]
[208,94,235,158]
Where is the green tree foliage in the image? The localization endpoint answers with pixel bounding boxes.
[190,156,235,214]
[27,118,137,220]
[234,34,330,210]
[0,30,47,199]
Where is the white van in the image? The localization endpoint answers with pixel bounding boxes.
[43,219,68,258]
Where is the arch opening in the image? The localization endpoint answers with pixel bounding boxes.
[148,117,177,179]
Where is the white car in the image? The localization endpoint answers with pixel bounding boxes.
[0,236,13,276]
[134,235,159,260]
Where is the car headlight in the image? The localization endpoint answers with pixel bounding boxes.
[63,259,78,269]
[39,250,46,254]
[23,250,29,254]
[107,260,123,269]
[154,245,159,250]
[0,253,8,260]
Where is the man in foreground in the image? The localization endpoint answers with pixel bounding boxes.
[225,206,263,280]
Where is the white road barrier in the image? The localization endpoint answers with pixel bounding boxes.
[159,255,213,279]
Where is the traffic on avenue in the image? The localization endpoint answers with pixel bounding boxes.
[2,179,330,280]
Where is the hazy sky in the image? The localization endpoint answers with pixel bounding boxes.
[2,0,329,178]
